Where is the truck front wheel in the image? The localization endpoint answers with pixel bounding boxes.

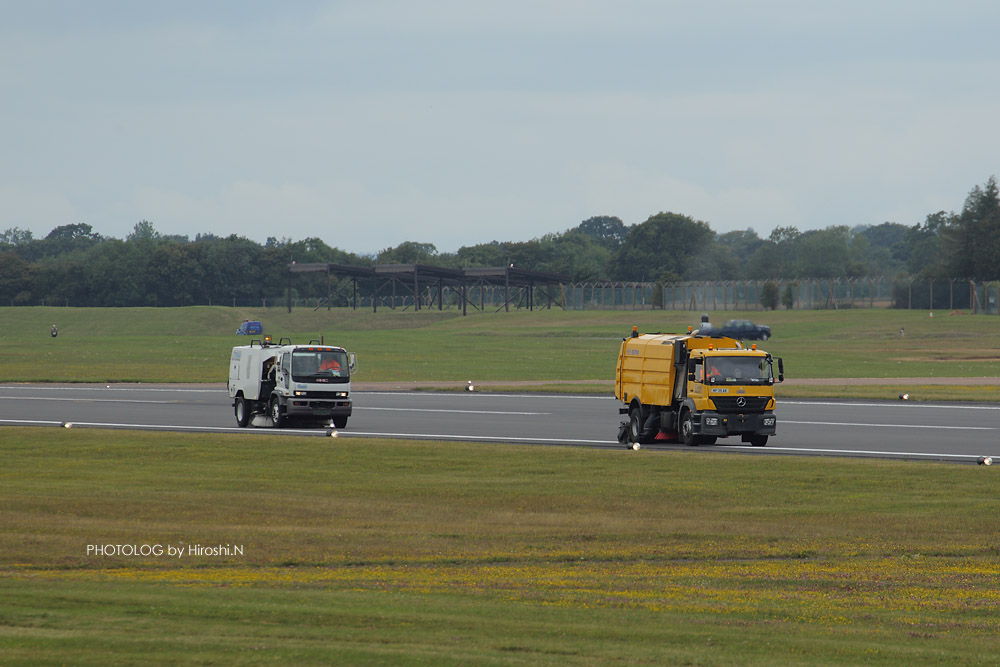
[680,410,697,447]
[333,416,348,429]
[750,435,768,447]
[628,406,644,445]
[269,397,285,428]
[234,397,250,428]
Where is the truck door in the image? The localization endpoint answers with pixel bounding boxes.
[276,353,290,392]
[688,358,704,395]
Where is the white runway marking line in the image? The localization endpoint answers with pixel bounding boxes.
[0,419,63,426]
[784,419,992,431]
[358,406,548,415]
[0,396,176,404]
[782,400,1000,411]
[0,420,609,444]
[345,431,608,444]
[0,386,221,394]
[744,445,983,461]
[0,420,991,461]
[361,391,613,400]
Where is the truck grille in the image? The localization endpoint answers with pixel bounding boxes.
[711,396,770,413]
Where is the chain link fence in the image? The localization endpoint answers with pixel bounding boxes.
[561,278,1000,313]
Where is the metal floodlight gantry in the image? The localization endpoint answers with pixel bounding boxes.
[286,263,570,314]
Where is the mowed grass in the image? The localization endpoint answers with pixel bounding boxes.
[2,306,1000,398]
[2,427,1000,664]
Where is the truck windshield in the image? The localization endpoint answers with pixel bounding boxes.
[291,350,350,383]
[705,356,772,385]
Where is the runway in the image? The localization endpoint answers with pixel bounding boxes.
[0,384,997,463]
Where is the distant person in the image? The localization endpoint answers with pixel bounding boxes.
[698,313,713,334]
[51,324,58,338]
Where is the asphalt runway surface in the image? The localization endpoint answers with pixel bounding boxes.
[1,383,998,464]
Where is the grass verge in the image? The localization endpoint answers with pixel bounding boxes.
[2,306,1000,389]
[2,427,999,664]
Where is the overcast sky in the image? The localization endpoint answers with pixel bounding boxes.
[2,1,998,254]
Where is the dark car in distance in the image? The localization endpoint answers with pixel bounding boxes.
[714,319,771,341]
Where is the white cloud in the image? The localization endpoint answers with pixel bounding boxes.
[2,1,1000,253]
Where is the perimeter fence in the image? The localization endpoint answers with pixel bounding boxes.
[279,276,1000,313]
[560,278,1000,313]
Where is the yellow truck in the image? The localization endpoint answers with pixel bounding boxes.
[616,326,783,447]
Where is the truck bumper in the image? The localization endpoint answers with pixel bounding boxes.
[284,398,353,420]
[697,411,776,437]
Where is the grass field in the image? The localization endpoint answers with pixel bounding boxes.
[3,305,1000,662]
[2,305,1000,400]
[3,428,1000,664]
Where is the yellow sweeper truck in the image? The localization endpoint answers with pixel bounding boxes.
[616,326,783,447]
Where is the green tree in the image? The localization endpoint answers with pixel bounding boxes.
[906,212,950,277]
[781,283,795,310]
[686,237,739,281]
[0,251,31,305]
[606,212,714,281]
[21,223,102,261]
[147,243,207,306]
[945,176,1000,279]
[540,230,610,281]
[377,241,438,264]
[717,228,764,276]
[796,227,851,278]
[127,220,161,242]
[760,281,779,310]
[858,222,911,265]
[0,227,34,247]
[456,241,507,267]
[747,226,799,279]
[573,216,628,250]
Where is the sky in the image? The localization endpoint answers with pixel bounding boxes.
[2,1,999,255]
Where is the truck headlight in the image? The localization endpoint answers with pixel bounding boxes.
[763,417,776,426]
[294,391,307,396]
[705,416,719,426]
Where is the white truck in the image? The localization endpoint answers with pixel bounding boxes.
[228,336,356,428]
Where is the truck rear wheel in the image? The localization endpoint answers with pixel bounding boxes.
[269,397,284,428]
[234,397,250,428]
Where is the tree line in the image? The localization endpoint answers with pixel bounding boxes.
[1,177,996,308]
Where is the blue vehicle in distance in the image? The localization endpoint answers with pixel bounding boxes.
[236,320,263,336]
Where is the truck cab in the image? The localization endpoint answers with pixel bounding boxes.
[681,345,780,446]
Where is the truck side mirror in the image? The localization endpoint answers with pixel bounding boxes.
[777,358,784,383]
[349,353,358,375]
